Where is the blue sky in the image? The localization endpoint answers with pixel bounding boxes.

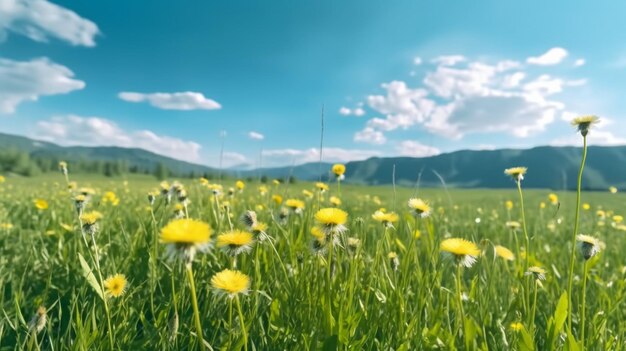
[1,0,626,167]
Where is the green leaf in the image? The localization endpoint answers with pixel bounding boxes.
[547,291,568,349]
[554,291,568,334]
[567,331,580,351]
[519,326,535,351]
[78,253,104,301]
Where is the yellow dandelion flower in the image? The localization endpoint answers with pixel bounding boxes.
[103,274,128,298]
[285,199,305,211]
[235,180,245,190]
[272,179,281,186]
[613,215,623,224]
[582,203,590,211]
[211,269,250,296]
[315,182,329,192]
[609,186,618,194]
[0,175,5,183]
[315,207,348,226]
[311,226,326,243]
[251,222,269,241]
[540,202,546,209]
[504,167,527,181]
[571,115,599,136]
[160,219,212,245]
[414,229,421,239]
[79,187,96,196]
[217,230,254,255]
[302,189,314,198]
[329,196,341,207]
[272,194,283,205]
[34,199,49,210]
[315,207,348,236]
[505,200,513,210]
[408,198,431,218]
[548,193,558,205]
[80,211,103,225]
[495,245,515,261]
[440,238,481,267]
[332,164,346,177]
[372,210,399,227]
[510,322,523,332]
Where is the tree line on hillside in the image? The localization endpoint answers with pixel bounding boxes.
[0,149,298,183]
[0,149,195,179]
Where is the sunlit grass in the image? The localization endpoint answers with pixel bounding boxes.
[0,169,624,349]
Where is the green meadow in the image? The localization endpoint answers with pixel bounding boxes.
[0,172,624,350]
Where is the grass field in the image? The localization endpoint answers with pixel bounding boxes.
[0,170,625,350]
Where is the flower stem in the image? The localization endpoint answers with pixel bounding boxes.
[581,260,589,350]
[326,239,334,335]
[516,179,531,318]
[186,265,206,348]
[456,264,466,343]
[90,235,114,350]
[530,279,538,333]
[235,295,248,351]
[567,135,588,335]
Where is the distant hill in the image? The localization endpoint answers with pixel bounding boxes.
[2,132,624,189]
[0,132,217,176]
[243,146,626,190]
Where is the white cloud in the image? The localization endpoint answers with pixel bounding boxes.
[502,72,526,88]
[34,115,203,163]
[248,131,264,140]
[413,57,422,65]
[574,59,586,67]
[354,127,386,145]
[262,147,381,166]
[472,144,497,150]
[551,129,626,147]
[0,57,85,114]
[527,47,568,65]
[359,53,582,141]
[366,81,433,130]
[338,106,365,117]
[431,55,466,66]
[118,91,221,110]
[395,140,440,157]
[0,0,99,46]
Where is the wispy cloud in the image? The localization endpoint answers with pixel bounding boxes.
[118,91,221,111]
[248,131,264,140]
[339,106,365,117]
[0,57,85,114]
[0,0,99,46]
[395,140,440,157]
[526,47,568,66]
[354,49,586,143]
[34,115,203,162]
[262,147,381,166]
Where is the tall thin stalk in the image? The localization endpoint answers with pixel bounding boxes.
[567,135,588,335]
[186,266,206,348]
[516,179,532,318]
[235,295,248,351]
[581,260,589,350]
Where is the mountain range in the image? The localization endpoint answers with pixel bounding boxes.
[1,132,624,189]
